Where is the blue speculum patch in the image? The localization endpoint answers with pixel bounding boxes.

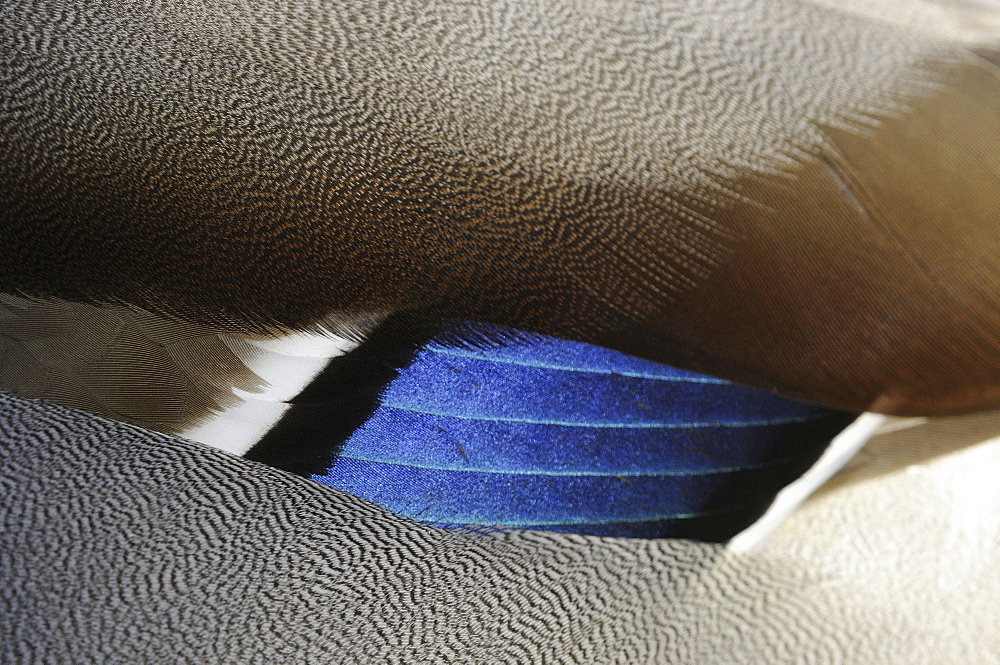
[311,322,855,541]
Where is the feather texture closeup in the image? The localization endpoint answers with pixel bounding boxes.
[299,322,853,540]
[3,0,1000,661]
[2,0,999,417]
[2,392,999,663]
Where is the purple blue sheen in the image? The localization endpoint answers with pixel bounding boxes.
[311,322,855,540]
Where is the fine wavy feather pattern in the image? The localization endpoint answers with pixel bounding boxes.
[2,392,999,664]
[1,0,1000,661]
[2,1,999,414]
[311,323,855,540]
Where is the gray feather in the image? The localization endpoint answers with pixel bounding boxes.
[2,392,999,663]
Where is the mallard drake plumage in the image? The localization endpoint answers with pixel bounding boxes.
[3,0,999,415]
[1,0,1000,653]
[1,391,998,662]
[2,0,1000,539]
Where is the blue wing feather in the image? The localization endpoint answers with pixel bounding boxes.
[311,322,855,540]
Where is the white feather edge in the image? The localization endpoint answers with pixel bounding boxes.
[728,412,887,553]
[178,330,365,456]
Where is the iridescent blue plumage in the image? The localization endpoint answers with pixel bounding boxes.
[311,323,855,540]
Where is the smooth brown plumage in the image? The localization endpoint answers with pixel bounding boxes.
[2,0,999,419]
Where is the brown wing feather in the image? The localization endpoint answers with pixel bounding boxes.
[623,54,1000,415]
[0,295,261,433]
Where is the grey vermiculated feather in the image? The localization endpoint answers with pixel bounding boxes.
[2,0,1000,660]
[2,391,999,664]
[2,0,999,416]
